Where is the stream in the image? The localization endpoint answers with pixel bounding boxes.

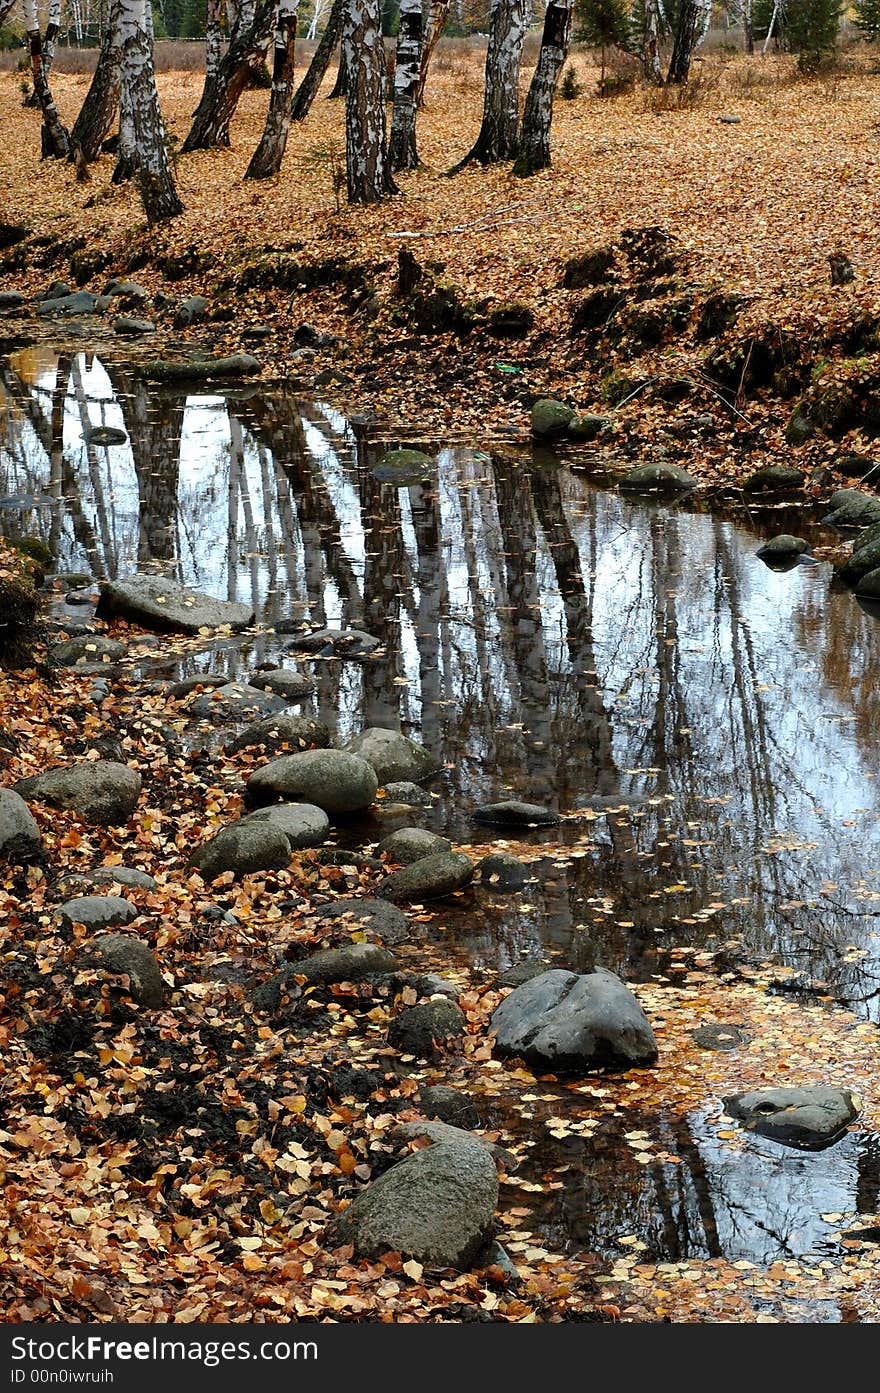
[4,346,880,1309]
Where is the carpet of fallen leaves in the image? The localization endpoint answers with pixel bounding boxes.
[2,607,880,1324]
[2,47,880,482]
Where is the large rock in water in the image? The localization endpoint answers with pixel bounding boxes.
[343,728,441,785]
[531,398,575,439]
[246,749,378,815]
[13,761,141,826]
[189,820,291,881]
[838,535,880,586]
[491,967,658,1073]
[723,1086,858,1150]
[823,489,880,529]
[377,852,474,902]
[240,802,329,849]
[186,683,288,721]
[473,800,560,828]
[0,788,42,862]
[96,575,254,634]
[377,828,451,865]
[619,464,698,496]
[248,668,316,701]
[742,465,805,495]
[327,1138,498,1268]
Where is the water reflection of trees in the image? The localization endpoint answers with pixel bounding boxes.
[3,352,880,1016]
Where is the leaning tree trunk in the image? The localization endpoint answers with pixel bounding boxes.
[25,0,60,107]
[513,0,571,177]
[415,0,449,106]
[245,0,300,177]
[291,0,343,119]
[205,0,224,80]
[667,0,701,82]
[0,0,17,27]
[388,0,423,170]
[117,0,183,221]
[22,0,70,158]
[328,29,348,95]
[343,0,397,202]
[454,0,530,168]
[643,0,663,83]
[743,0,754,52]
[71,0,124,164]
[183,0,275,151]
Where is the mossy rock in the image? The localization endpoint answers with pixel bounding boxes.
[742,465,805,495]
[756,535,809,560]
[531,398,575,439]
[373,449,434,485]
[13,535,54,568]
[562,244,616,290]
[785,404,814,445]
[855,567,880,598]
[618,463,698,496]
[839,535,880,585]
[568,413,612,441]
[142,354,261,382]
[0,551,39,665]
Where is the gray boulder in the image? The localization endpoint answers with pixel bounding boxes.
[314,897,410,945]
[187,682,288,721]
[240,802,329,849]
[568,413,611,441]
[531,399,575,439]
[377,828,451,865]
[389,997,467,1055]
[292,941,397,984]
[723,1086,858,1150]
[246,749,377,815]
[0,291,24,310]
[0,788,42,862]
[377,851,474,903]
[78,934,166,1007]
[58,895,138,931]
[37,291,110,317]
[823,489,880,529]
[327,1138,498,1268]
[96,575,254,634]
[13,761,141,826]
[419,1085,480,1129]
[756,535,810,562]
[839,536,880,586]
[189,820,291,881]
[473,801,560,828]
[619,463,698,496]
[113,317,155,336]
[491,967,658,1073]
[494,958,554,989]
[280,627,380,659]
[856,567,880,598]
[343,728,441,785]
[248,668,317,701]
[477,852,528,891]
[69,866,157,892]
[226,714,331,757]
[392,1121,509,1165]
[381,781,435,807]
[743,465,805,495]
[174,295,210,327]
[46,635,125,667]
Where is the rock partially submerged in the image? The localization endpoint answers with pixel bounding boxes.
[377,828,451,865]
[343,728,441,785]
[473,801,560,828]
[280,627,380,660]
[377,852,474,902]
[226,714,331,757]
[246,749,378,815]
[96,575,254,634]
[756,535,810,563]
[491,968,658,1073]
[619,463,698,497]
[187,683,288,721]
[723,1086,858,1150]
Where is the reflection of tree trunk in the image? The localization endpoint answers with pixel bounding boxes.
[408,473,443,753]
[47,354,70,559]
[357,430,405,728]
[671,1116,723,1258]
[109,369,184,576]
[70,358,117,577]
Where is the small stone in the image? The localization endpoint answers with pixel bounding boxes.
[248,668,316,700]
[477,852,528,891]
[723,1086,858,1150]
[174,295,210,328]
[389,998,467,1055]
[240,801,329,849]
[246,749,378,816]
[113,316,155,336]
[756,535,810,562]
[58,895,138,931]
[343,728,441,785]
[0,788,42,862]
[619,463,698,496]
[314,897,410,945]
[189,820,291,881]
[419,1085,480,1129]
[46,635,125,668]
[13,761,141,826]
[78,933,166,1007]
[226,713,331,757]
[381,781,435,807]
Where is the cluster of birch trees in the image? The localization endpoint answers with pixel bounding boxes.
[6,0,737,224]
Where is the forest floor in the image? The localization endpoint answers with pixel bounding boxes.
[4,45,880,1327]
[2,46,880,483]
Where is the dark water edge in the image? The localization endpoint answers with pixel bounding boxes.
[4,346,880,1294]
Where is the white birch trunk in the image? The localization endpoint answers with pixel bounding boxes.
[206,0,223,80]
[116,0,183,221]
[643,0,663,82]
[456,0,530,167]
[23,0,71,157]
[762,0,781,52]
[184,0,275,150]
[343,0,396,201]
[246,0,300,178]
[389,0,422,170]
[514,0,571,176]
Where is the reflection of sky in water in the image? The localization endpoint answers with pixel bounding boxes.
[6,350,880,1297]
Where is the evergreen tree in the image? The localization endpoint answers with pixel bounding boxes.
[855,0,880,40]
[575,0,632,84]
[786,0,841,69]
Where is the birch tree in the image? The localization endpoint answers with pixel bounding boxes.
[513,0,572,177]
[205,0,224,81]
[246,0,300,177]
[117,0,183,222]
[22,0,71,158]
[25,0,60,107]
[416,0,449,105]
[388,0,423,170]
[667,0,702,81]
[183,0,275,151]
[642,0,663,81]
[344,0,397,201]
[291,0,343,119]
[455,0,531,168]
[71,0,124,164]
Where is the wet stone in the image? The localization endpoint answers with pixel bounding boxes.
[388,998,467,1056]
[723,1086,858,1150]
[477,852,529,892]
[343,728,441,785]
[78,934,166,1008]
[291,941,397,984]
[280,627,380,660]
[691,1023,749,1051]
[381,781,435,807]
[46,635,125,668]
[419,1085,480,1129]
[313,897,410,946]
[491,968,658,1073]
[226,713,333,757]
[743,465,805,495]
[248,668,317,701]
[189,819,291,881]
[377,828,451,865]
[493,958,555,990]
[531,398,575,439]
[373,448,433,485]
[377,851,474,903]
[187,682,289,721]
[85,425,127,447]
[619,463,698,496]
[113,317,155,336]
[96,575,254,634]
[0,788,42,862]
[240,802,329,849]
[473,801,561,828]
[246,749,378,815]
[756,535,809,562]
